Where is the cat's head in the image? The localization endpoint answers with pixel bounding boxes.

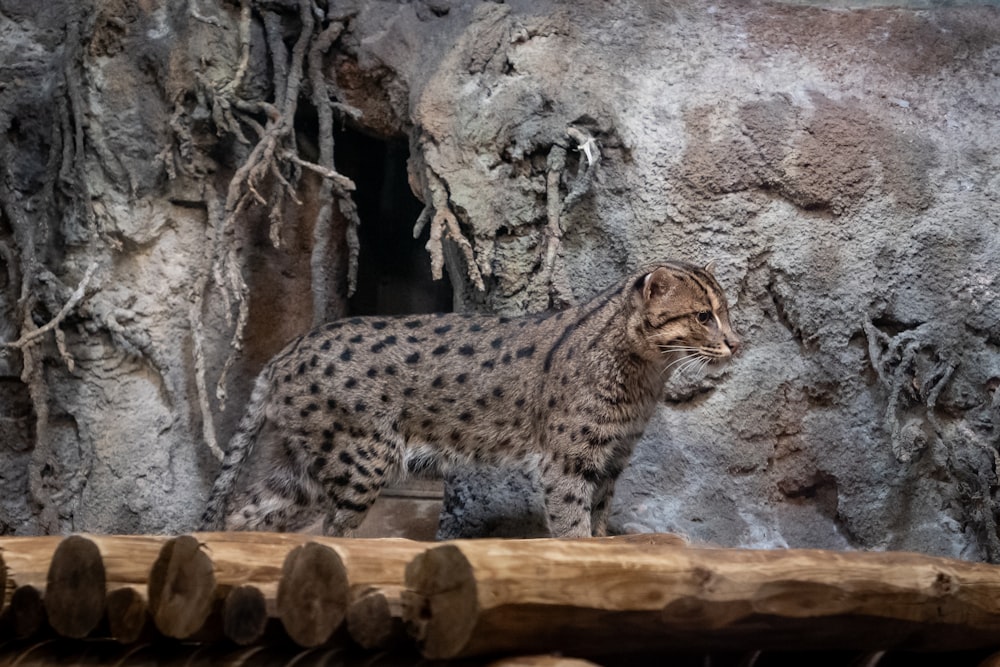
[632,260,741,367]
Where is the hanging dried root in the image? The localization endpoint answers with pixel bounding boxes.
[537,126,601,307]
[422,169,485,291]
[2,262,98,359]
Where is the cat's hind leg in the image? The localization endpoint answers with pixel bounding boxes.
[314,433,397,536]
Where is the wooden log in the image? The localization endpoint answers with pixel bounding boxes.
[43,534,106,638]
[1,585,46,639]
[487,657,604,667]
[105,586,150,643]
[44,534,166,640]
[222,584,269,645]
[403,539,1000,659]
[275,541,348,647]
[0,536,61,639]
[144,533,428,646]
[346,584,406,650]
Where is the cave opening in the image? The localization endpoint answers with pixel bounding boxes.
[332,127,453,317]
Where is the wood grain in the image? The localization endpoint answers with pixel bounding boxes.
[404,538,1000,658]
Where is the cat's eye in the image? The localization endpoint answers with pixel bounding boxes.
[696,311,712,324]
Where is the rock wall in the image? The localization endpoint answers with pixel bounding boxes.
[1,0,998,560]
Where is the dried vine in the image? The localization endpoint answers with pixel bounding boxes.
[166,0,362,423]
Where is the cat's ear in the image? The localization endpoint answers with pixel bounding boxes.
[704,259,717,275]
[640,267,676,302]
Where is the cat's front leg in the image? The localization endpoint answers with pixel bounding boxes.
[540,459,594,537]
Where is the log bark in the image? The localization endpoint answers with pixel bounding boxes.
[403,539,1000,659]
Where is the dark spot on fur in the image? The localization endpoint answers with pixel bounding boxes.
[310,355,318,367]
[491,337,503,349]
[459,412,472,422]
[354,401,367,412]
[515,398,526,408]
[326,322,344,331]
[337,498,370,513]
[385,365,397,376]
[516,345,536,359]
[434,324,452,334]
[405,320,422,329]
[283,396,293,405]
[499,317,511,324]
[492,387,504,398]
[332,473,350,486]
[345,378,357,389]
[320,339,332,351]
[459,344,475,356]
[481,360,495,370]
[548,397,557,408]
[340,349,353,362]
[469,323,483,332]
[352,483,369,494]
[339,451,354,465]
[428,405,440,414]
[297,362,307,375]
[349,334,363,344]
[380,394,390,403]
[406,352,421,364]
[355,462,371,477]
[421,419,433,429]
[333,421,344,432]
[321,440,334,453]
[309,383,319,394]
[324,364,335,377]
[456,373,468,384]
[432,345,449,356]
[501,353,512,364]
[432,376,445,388]
[372,321,388,330]
[403,387,416,397]
[371,342,386,353]
[476,397,487,407]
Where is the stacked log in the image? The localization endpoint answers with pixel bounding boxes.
[402,539,1000,659]
[6,531,1000,661]
[144,533,426,646]
[0,536,54,639]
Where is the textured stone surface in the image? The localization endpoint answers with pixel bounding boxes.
[1,1,998,561]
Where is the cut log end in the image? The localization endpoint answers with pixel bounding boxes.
[106,587,149,644]
[147,535,216,639]
[346,584,405,650]
[223,584,269,646]
[7,585,46,639]
[277,541,349,647]
[44,535,106,638]
[403,544,478,659]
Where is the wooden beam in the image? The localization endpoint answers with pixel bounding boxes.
[403,539,1000,659]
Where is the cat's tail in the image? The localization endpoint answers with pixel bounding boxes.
[199,370,273,530]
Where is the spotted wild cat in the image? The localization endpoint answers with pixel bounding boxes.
[201,260,741,537]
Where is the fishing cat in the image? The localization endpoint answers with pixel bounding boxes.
[201,260,741,537]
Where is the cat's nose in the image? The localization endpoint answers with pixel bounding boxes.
[726,334,743,357]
